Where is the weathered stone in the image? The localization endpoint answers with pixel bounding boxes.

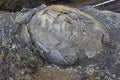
[0,4,120,80]
[21,5,106,65]
[103,32,110,44]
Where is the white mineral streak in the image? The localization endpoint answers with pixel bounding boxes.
[25,5,106,65]
[92,0,115,7]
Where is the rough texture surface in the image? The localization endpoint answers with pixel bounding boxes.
[26,5,105,65]
[0,5,120,80]
[86,0,120,13]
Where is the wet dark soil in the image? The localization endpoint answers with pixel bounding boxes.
[0,0,91,12]
[0,0,120,13]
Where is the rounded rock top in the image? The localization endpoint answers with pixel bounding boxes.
[23,5,106,66]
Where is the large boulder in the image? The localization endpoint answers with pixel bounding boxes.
[21,5,106,65]
[0,4,120,80]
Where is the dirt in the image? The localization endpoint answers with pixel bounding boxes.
[33,65,78,80]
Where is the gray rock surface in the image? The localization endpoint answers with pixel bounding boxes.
[0,4,120,80]
[26,5,105,65]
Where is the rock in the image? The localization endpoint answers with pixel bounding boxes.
[103,32,110,44]
[24,5,105,65]
[80,6,120,48]
[0,4,120,80]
